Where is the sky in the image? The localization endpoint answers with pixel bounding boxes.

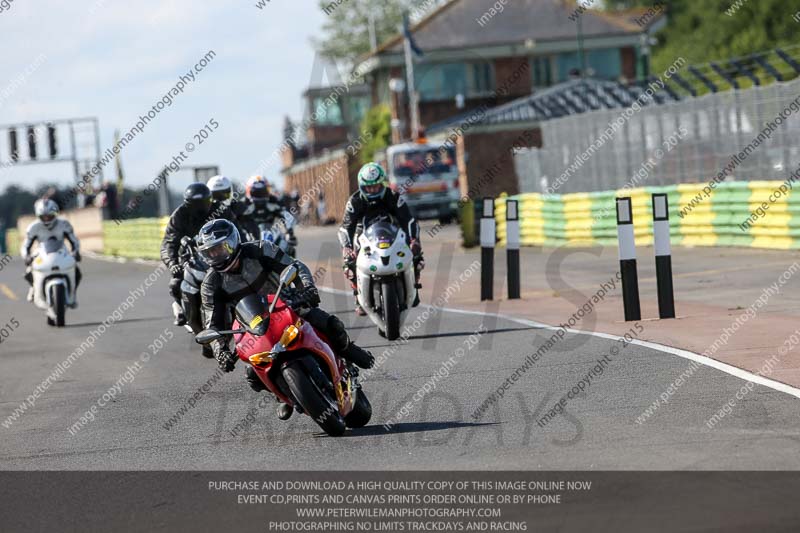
[0,0,332,193]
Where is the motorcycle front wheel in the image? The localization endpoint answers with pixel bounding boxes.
[52,284,66,327]
[381,280,401,341]
[344,390,372,428]
[282,356,346,436]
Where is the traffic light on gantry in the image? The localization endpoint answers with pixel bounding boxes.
[47,124,57,159]
[26,126,37,160]
[8,129,18,162]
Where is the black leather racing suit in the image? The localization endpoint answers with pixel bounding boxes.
[160,201,240,310]
[337,190,421,290]
[201,241,372,370]
[239,196,292,244]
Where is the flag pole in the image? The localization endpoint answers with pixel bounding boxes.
[402,13,420,141]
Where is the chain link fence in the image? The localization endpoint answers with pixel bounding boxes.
[515,77,800,194]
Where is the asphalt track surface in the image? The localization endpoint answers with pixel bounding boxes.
[1,228,799,471]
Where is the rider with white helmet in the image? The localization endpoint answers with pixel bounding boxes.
[208,175,249,220]
[207,175,233,202]
[22,199,82,304]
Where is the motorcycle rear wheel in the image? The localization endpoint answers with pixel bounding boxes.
[283,356,346,437]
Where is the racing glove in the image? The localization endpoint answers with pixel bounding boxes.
[343,246,356,264]
[73,251,82,262]
[169,264,183,278]
[24,256,33,267]
[216,349,237,373]
[299,286,321,308]
[410,239,422,258]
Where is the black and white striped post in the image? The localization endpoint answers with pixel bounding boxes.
[480,197,495,301]
[506,199,521,299]
[652,193,675,319]
[616,197,641,321]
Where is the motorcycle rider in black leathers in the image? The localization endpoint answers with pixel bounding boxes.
[198,219,374,421]
[338,162,423,316]
[160,183,241,340]
[239,177,296,251]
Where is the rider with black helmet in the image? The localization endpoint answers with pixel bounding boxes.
[160,183,240,328]
[239,177,293,244]
[197,218,374,421]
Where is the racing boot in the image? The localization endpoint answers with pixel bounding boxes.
[344,342,375,369]
[25,270,34,302]
[246,366,266,392]
[172,301,186,327]
[328,315,374,369]
[354,297,367,317]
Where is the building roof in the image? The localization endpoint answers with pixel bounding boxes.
[364,0,663,60]
[427,77,681,133]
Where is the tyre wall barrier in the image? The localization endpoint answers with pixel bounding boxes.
[494,181,798,249]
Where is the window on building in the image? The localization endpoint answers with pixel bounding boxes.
[555,49,622,82]
[415,62,494,101]
[531,56,553,88]
[467,62,494,96]
[348,95,371,127]
[312,96,344,125]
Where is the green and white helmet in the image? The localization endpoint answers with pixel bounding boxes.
[358,162,388,201]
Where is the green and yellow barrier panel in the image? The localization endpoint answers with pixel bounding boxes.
[4,229,20,255]
[102,217,169,260]
[494,180,800,250]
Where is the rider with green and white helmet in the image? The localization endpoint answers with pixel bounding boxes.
[338,162,423,316]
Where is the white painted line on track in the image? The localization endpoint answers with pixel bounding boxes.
[80,254,800,401]
[318,287,800,401]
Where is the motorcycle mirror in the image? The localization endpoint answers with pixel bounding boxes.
[279,264,298,286]
[195,329,223,345]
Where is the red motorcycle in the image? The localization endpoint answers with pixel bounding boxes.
[196,265,371,436]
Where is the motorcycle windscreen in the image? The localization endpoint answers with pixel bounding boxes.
[364,218,399,248]
[41,237,65,254]
[235,294,269,336]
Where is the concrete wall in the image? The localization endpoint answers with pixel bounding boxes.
[16,207,105,253]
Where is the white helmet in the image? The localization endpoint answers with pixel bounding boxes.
[207,175,233,202]
[34,199,59,229]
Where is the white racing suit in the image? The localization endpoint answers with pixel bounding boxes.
[22,219,82,300]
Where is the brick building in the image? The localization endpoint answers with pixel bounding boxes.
[282,0,665,222]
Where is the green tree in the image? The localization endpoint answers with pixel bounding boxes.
[313,0,447,62]
[359,104,392,164]
[604,0,800,73]
[314,0,409,62]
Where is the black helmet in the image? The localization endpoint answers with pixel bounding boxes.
[197,219,241,272]
[184,183,212,215]
[248,180,269,205]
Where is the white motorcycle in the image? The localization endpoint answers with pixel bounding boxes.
[355,216,416,340]
[30,238,78,327]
